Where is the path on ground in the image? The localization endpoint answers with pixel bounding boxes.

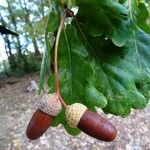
[0,74,150,150]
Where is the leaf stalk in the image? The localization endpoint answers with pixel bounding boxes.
[54,11,67,109]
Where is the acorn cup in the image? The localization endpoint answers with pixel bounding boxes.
[26,94,62,140]
[66,103,117,142]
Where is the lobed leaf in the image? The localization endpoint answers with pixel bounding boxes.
[76,0,133,47]
[75,27,150,116]
[42,1,150,135]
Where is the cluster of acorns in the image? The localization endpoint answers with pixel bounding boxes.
[26,93,117,142]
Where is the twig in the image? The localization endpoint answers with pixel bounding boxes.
[54,13,67,108]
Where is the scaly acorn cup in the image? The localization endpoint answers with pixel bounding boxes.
[66,103,117,142]
[26,93,62,140]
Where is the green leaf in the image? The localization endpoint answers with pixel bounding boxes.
[51,110,81,136]
[63,123,81,136]
[50,25,94,106]
[51,110,65,127]
[129,0,150,33]
[124,30,150,75]
[76,0,133,46]
[43,1,150,135]
[85,84,107,109]
[119,0,127,4]
[49,25,94,134]
[123,30,150,100]
[74,25,150,116]
[49,22,150,133]
[39,11,60,93]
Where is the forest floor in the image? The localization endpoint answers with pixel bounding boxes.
[0,73,150,150]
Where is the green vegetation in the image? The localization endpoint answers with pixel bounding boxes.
[1,0,150,136]
[39,0,150,135]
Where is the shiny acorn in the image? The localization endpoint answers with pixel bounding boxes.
[65,8,74,17]
[65,103,117,142]
[26,94,62,140]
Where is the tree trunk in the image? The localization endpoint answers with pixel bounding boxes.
[21,0,40,56]
[6,0,28,71]
[0,15,17,71]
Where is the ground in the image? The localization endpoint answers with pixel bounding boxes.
[0,73,150,150]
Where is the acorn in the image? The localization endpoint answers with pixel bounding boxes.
[65,8,74,17]
[66,103,117,142]
[26,94,62,140]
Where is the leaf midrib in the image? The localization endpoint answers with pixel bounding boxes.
[76,22,114,97]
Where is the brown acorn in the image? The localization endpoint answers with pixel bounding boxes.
[65,8,74,17]
[26,94,62,140]
[66,103,117,142]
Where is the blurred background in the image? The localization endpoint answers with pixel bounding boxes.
[0,0,49,77]
[0,0,150,150]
